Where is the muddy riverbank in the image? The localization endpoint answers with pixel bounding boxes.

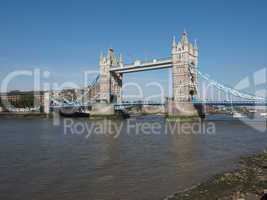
[164,151,267,200]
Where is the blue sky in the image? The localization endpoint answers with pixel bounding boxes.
[0,0,266,97]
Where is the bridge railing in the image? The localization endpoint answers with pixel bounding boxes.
[123,57,172,67]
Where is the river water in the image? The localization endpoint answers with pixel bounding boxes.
[0,115,266,200]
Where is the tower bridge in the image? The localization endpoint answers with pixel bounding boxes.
[46,31,266,117]
[97,31,198,117]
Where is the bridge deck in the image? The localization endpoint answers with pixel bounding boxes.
[193,101,267,106]
[110,58,172,74]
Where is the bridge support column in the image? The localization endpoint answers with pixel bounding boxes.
[90,102,115,118]
[43,92,50,114]
[166,100,202,118]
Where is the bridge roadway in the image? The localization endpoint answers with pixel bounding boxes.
[109,58,172,74]
[49,100,267,109]
[193,100,267,106]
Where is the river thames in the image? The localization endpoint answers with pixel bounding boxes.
[0,115,266,200]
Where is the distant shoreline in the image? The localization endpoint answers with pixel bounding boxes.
[0,112,47,118]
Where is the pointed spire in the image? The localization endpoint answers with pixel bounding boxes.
[183,28,187,35]
[108,48,114,57]
[99,52,105,64]
[181,29,189,44]
[172,36,176,47]
[100,52,104,59]
[119,54,123,63]
[119,54,123,67]
[194,39,198,49]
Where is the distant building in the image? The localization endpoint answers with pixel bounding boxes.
[0,91,44,108]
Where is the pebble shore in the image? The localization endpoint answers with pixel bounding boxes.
[164,151,267,200]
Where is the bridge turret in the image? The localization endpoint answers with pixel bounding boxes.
[119,54,124,67]
[181,31,190,53]
[194,39,198,50]
[172,36,176,53]
[99,52,106,65]
[193,39,198,63]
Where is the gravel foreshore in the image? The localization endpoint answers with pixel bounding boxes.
[164,151,267,200]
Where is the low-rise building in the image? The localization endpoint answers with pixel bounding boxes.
[0,91,44,109]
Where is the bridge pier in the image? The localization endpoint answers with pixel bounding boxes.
[90,102,115,118]
[43,92,50,114]
[166,100,199,118]
[89,102,129,119]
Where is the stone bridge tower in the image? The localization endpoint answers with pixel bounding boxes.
[99,48,123,103]
[172,31,198,102]
[167,31,200,117]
